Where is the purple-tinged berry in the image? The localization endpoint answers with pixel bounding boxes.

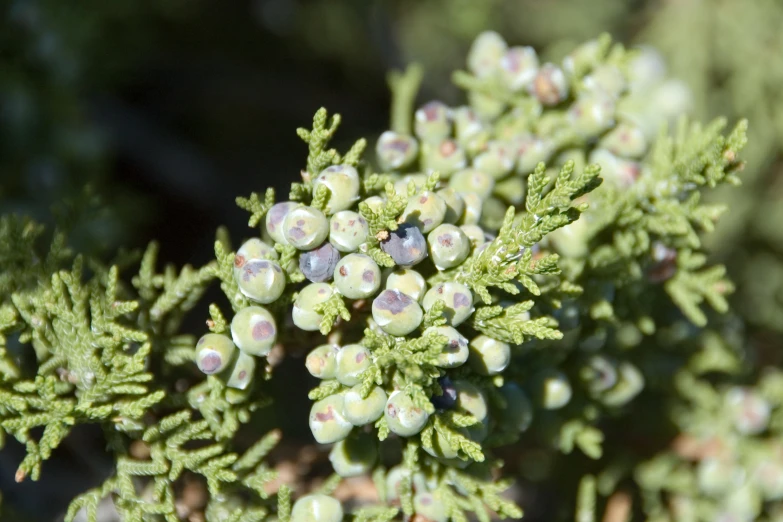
[380,224,428,267]
[196,333,237,375]
[372,289,423,336]
[230,305,277,356]
[376,131,419,170]
[283,206,329,250]
[422,282,474,326]
[299,242,340,283]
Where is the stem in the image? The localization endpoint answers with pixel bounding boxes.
[387,63,425,135]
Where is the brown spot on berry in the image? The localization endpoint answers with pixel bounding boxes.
[315,406,335,422]
[420,196,429,204]
[438,234,453,247]
[234,254,246,268]
[440,140,457,156]
[386,403,398,418]
[252,321,274,340]
[362,270,375,283]
[339,266,348,277]
[348,219,356,226]
[238,370,247,380]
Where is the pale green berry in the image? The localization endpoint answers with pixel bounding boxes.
[568,92,616,137]
[290,494,343,522]
[466,418,489,443]
[725,387,771,435]
[393,173,428,196]
[376,131,419,170]
[420,139,467,177]
[495,176,526,205]
[422,428,470,459]
[196,333,237,375]
[309,394,352,444]
[425,325,468,368]
[458,192,483,225]
[363,196,386,214]
[583,64,626,99]
[329,434,378,478]
[453,106,490,153]
[589,148,640,188]
[752,453,783,500]
[449,169,495,200]
[414,101,451,144]
[529,63,568,105]
[469,335,510,375]
[380,224,428,267]
[299,242,341,283]
[627,46,666,93]
[454,380,488,422]
[329,210,369,253]
[400,191,447,233]
[313,164,360,214]
[265,201,300,245]
[460,224,486,249]
[580,355,618,395]
[234,238,278,269]
[467,31,507,78]
[534,369,572,410]
[413,490,447,522]
[283,206,329,250]
[547,217,590,259]
[427,224,471,270]
[306,344,340,379]
[335,344,372,386]
[221,350,256,390]
[385,390,429,437]
[386,466,428,502]
[653,79,694,121]
[422,282,474,326]
[333,254,381,299]
[437,187,465,224]
[500,46,539,91]
[344,384,387,425]
[292,283,333,331]
[498,382,533,433]
[473,141,515,179]
[697,457,743,496]
[514,135,556,174]
[469,90,506,121]
[479,197,507,231]
[599,123,647,158]
[372,289,423,336]
[234,258,286,304]
[230,305,277,356]
[385,268,427,302]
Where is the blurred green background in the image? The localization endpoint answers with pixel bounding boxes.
[2,0,783,520]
